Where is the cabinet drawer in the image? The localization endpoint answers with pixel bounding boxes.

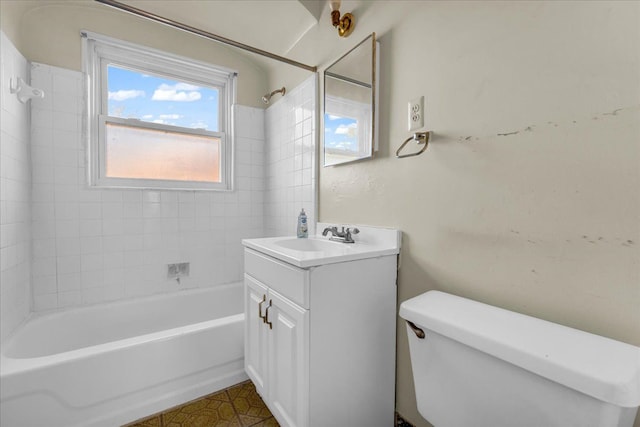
[245,248,310,309]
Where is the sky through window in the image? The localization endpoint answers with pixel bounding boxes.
[324,113,359,152]
[107,65,220,131]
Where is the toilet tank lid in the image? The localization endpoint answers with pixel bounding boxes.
[399,291,640,408]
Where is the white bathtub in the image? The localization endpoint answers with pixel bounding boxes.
[0,282,247,427]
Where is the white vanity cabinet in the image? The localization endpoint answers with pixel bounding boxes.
[243,242,398,427]
[245,272,308,427]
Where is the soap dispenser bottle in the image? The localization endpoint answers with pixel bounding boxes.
[297,208,308,238]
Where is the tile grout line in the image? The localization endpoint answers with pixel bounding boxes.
[225,388,245,426]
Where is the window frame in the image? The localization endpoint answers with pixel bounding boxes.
[82,31,237,191]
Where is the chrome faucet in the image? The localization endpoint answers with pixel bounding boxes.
[322,226,360,243]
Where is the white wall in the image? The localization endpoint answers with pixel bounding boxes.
[29,62,265,310]
[0,31,31,342]
[274,1,640,426]
[264,75,317,237]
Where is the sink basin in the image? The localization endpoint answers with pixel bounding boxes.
[274,238,346,252]
[243,224,401,268]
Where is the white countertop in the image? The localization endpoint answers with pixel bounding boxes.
[242,223,401,268]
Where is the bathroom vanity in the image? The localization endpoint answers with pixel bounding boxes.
[242,224,400,427]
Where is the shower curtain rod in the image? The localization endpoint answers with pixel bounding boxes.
[94,0,318,73]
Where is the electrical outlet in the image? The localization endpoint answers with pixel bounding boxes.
[408,96,424,131]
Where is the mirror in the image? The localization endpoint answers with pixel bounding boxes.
[323,33,379,166]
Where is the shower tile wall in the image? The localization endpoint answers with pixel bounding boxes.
[0,32,32,341]
[264,75,316,237]
[29,62,265,311]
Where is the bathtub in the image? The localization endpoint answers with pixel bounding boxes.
[0,282,247,427]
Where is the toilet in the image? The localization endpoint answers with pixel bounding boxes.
[399,291,640,427]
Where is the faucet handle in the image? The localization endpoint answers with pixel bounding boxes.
[348,227,359,235]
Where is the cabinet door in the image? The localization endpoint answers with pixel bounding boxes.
[244,274,269,398]
[266,289,309,427]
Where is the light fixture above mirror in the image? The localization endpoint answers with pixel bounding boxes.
[329,0,355,37]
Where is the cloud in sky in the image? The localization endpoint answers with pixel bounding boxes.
[142,114,154,119]
[152,83,201,102]
[159,114,182,119]
[335,123,357,136]
[327,114,342,120]
[190,121,208,129]
[108,90,145,101]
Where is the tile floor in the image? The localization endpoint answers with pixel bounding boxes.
[124,380,279,427]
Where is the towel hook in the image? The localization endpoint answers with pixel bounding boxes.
[396,131,430,158]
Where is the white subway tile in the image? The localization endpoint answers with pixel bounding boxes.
[32,256,56,277]
[121,233,143,250]
[123,202,142,218]
[102,218,123,236]
[81,253,103,271]
[79,219,102,236]
[102,202,123,219]
[33,293,58,311]
[53,165,79,185]
[33,238,56,259]
[32,219,56,240]
[122,191,142,203]
[56,219,80,238]
[32,275,57,295]
[122,218,144,235]
[81,286,106,304]
[143,190,161,203]
[31,108,53,130]
[162,217,179,234]
[143,202,161,218]
[55,202,79,220]
[81,269,104,289]
[160,191,178,203]
[52,111,79,132]
[80,236,103,254]
[57,255,81,275]
[143,218,163,235]
[58,273,82,292]
[101,190,123,202]
[80,202,102,219]
[102,235,124,253]
[56,237,81,256]
[103,267,124,285]
[58,290,81,308]
[161,202,178,218]
[178,203,195,218]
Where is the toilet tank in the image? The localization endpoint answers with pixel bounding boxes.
[399,291,640,427]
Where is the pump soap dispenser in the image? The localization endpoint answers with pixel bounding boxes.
[297,208,308,238]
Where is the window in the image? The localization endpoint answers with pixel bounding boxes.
[324,94,371,160]
[82,31,236,190]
